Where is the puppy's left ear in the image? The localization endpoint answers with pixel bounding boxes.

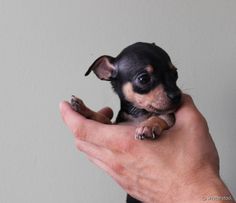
[85,55,117,81]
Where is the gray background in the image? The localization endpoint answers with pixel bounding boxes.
[0,0,235,202]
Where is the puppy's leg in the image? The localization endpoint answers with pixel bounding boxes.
[71,95,112,124]
[135,116,169,140]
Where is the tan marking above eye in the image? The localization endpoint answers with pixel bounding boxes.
[122,82,169,111]
[145,65,154,73]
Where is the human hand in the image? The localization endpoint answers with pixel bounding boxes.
[60,95,234,203]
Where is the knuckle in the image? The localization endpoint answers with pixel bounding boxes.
[75,140,83,151]
[72,124,86,140]
[190,112,206,125]
[188,111,202,123]
[72,126,80,137]
[110,162,125,175]
[125,184,134,194]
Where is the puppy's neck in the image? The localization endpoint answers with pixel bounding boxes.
[120,100,149,118]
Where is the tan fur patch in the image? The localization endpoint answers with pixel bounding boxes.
[145,65,154,73]
[122,82,171,112]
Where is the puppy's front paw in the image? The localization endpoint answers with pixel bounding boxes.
[135,125,161,140]
[71,95,86,114]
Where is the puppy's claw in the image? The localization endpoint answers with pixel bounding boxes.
[135,126,160,140]
[135,133,145,140]
[152,127,158,139]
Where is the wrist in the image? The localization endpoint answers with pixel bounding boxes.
[175,172,234,203]
[195,177,234,203]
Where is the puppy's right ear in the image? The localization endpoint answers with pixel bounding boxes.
[85,55,117,81]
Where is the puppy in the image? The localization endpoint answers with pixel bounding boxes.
[71,42,182,203]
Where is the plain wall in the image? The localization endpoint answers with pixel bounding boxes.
[0,0,235,202]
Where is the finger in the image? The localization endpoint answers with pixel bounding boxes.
[76,122,137,152]
[173,94,209,137]
[60,101,87,131]
[86,156,127,188]
[87,156,139,200]
[76,140,126,177]
[86,155,132,191]
[76,140,115,165]
[175,94,204,124]
[97,107,113,120]
[87,156,115,176]
[60,101,99,139]
[60,101,136,152]
[176,94,197,115]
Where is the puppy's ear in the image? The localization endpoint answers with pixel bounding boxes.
[85,55,117,80]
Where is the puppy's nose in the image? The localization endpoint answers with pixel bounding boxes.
[167,91,181,104]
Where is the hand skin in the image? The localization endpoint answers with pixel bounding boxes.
[60,95,235,203]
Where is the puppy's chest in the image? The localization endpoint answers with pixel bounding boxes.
[116,109,175,127]
[116,111,151,124]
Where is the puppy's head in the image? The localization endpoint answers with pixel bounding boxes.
[85,42,181,114]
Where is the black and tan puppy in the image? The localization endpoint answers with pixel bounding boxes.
[71,42,182,203]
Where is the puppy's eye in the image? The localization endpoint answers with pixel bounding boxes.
[137,73,151,85]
